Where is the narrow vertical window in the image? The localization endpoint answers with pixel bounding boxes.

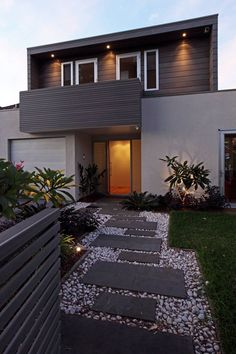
[61,62,73,86]
[144,50,159,90]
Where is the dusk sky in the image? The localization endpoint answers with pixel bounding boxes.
[0,0,236,106]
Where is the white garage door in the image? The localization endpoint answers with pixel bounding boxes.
[10,137,66,172]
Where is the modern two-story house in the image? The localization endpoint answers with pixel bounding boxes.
[0,14,236,201]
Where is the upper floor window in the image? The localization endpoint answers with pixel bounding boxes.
[116,52,141,80]
[75,58,98,85]
[144,49,159,91]
[61,62,73,86]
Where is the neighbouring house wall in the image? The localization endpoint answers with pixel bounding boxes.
[141,90,236,195]
[0,109,77,197]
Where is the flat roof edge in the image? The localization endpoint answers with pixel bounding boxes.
[28,14,218,55]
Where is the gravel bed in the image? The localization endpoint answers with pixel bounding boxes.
[60,211,221,354]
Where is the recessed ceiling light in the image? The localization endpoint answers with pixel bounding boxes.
[182,32,187,37]
[106,44,110,49]
[51,53,55,58]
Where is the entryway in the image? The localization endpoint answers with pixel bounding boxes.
[220,131,236,202]
[93,139,141,196]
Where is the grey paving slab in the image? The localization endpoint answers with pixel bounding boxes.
[118,251,159,264]
[82,261,186,298]
[92,292,156,321]
[111,216,147,222]
[62,314,194,354]
[104,220,157,230]
[125,229,156,237]
[100,210,138,216]
[91,234,161,252]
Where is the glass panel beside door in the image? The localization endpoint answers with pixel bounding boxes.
[224,134,236,201]
[93,139,141,196]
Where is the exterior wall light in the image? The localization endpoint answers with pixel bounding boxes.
[106,45,110,49]
[51,54,55,58]
[182,33,187,37]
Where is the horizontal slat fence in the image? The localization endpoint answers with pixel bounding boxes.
[0,208,61,354]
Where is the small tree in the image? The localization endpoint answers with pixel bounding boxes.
[160,156,211,205]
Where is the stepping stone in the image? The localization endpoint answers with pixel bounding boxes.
[111,217,146,222]
[104,220,157,230]
[125,229,156,237]
[118,251,159,264]
[91,234,161,252]
[62,315,194,354]
[82,261,186,298]
[92,292,156,321]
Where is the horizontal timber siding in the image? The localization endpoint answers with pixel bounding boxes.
[33,36,210,96]
[0,208,61,354]
[20,79,142,133]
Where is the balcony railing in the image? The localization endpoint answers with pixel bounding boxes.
[20,79,142,133]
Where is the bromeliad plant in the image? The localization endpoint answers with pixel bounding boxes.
[160,156,211,205]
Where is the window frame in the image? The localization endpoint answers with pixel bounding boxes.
[116,52,141,80]
[75,58,98,85]
[144,49,159,91]
[61,61,73,86]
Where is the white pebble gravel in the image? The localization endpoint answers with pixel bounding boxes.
[60,210,221,354]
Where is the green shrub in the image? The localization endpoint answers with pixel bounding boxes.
[121,191,160,211]
[160,155,210,206]
[59,207,100,237]
[0,159,32,218]
[60,234,76,261]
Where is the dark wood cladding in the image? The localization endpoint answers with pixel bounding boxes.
[20,79,142,133]
[35,36,211,96]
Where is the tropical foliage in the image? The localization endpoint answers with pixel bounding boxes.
[160,155,211,205]
[29,167,75,207]
[79,163,106,196]
[0,159,32,218]
[121,191,160,211]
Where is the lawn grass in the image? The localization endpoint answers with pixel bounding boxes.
[169,211,236,354]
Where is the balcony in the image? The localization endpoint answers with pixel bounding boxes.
[20,79,142,133]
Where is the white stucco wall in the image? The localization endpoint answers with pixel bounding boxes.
[0,109,78,197]
[141,90,236,195]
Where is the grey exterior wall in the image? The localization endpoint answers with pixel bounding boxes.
[20,79,142,133]
[141,90,236,195]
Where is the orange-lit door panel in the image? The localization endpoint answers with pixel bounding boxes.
[109,140,130,195]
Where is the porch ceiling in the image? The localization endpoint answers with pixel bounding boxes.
[78,125,141,137]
